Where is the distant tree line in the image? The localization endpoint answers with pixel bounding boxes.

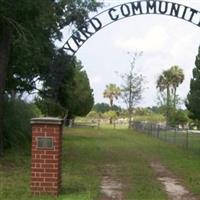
[94,48,200,129]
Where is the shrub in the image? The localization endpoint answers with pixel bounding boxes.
[3,99,41,150]
[169,109,189,128]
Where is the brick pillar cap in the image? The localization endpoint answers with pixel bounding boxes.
[31,117,63,125]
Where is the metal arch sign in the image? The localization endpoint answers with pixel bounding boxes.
[62,0,200,55]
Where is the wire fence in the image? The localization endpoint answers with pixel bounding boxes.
[132,121,200,154]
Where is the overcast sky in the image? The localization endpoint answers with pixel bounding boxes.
[65,0,200,108]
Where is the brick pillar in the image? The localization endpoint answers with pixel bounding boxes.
[30,117,63,196]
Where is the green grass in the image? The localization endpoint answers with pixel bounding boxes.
[1,128,200,199]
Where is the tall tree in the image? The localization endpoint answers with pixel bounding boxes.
[103,84,121,107]
[120,52,144,128]
[157,65,184,125]
[170,66,184,108]
[36,57,94,121]
[103,83,121,124]
[0,0,102,155]
[186,46,200,125]
[157,70,173,115]
[67,61,94,118]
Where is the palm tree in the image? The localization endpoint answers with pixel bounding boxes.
[157,66,184,125]
[103,83,121,107]
[157,70,173,124]
[157,70,173,105]
[103,83,121,124]
[170,66,184,108]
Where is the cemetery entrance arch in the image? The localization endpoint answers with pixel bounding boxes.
[63,0,200,56]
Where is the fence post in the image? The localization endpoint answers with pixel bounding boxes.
[157,125,160,138]
[165,127,167,141]
[186,129,189,150]
[174,128,177,144]
[150,124,153,136]
[152,124,155,137]
[113,121,116,129]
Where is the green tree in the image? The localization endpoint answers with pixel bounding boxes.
[0,0,102,155]
[104,110,118,124]
[157,70,173,119]
[157,65,184,125]
[67,61,94,118]
[103,83,121,124]
[0,0,54,155]
[93,103,110,113]
[186,46,200,125]
[170,66,184,108]
[36,59,94,121]
[120,52,144,128]
[172,109,188,128]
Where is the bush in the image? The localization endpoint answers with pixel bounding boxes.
[3,99,41,150]
[168,109,189,128]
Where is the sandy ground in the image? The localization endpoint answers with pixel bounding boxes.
[151,161,197,200]
[99,162,198,200]
[99,164,123,200]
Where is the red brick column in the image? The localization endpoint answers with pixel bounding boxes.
[30,118,63,196]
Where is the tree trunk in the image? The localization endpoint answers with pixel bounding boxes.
[109,117,113,124]
[0,23,12,156]
[110,98,113,107]
[173,87,177,109]
[109,98,113,124]
[63,109,68,126]
[166,86,170,126]
[128,108,132,129]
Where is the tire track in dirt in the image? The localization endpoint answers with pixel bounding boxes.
[151,161,198,200]
[99,164,123,200]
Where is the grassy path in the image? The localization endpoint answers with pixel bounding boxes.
[1,128,200,199]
